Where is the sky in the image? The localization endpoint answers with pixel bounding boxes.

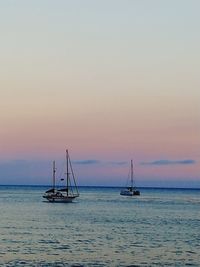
[0,1,199,187]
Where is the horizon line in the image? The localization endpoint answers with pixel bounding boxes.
[0,184,199,190]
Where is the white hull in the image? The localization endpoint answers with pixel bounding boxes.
[120,189,140,196]
[43,195,78,203]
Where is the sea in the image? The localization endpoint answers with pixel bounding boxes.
[0,186,199,267]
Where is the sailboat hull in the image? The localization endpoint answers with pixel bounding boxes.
[43,195,78,203]
[120,189,140,196]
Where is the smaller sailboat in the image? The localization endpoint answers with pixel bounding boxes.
[120,160,140,196]
[43,149,79,203]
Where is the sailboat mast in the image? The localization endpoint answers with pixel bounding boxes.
[53,160,56,190]
[131,160,133,189]
[66,149,69,196]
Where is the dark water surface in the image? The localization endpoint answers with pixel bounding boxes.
[0,186,199,266]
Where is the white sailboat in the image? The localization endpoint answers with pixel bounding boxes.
[43,149,79,203]
[120,160,140,196]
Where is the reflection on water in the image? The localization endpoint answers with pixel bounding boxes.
[0,186,199,266]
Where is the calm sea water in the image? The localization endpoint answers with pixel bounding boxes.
[0,186,199,266]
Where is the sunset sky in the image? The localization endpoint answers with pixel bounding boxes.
[0,1,199,187]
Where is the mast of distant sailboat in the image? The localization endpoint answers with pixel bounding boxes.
[66,149,69,196]
[131,160,133,190]
[53,160,56,192]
